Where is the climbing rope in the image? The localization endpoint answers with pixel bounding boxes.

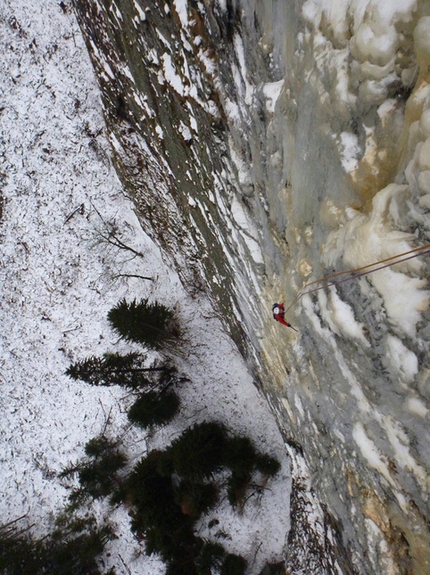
[283,242,430,315]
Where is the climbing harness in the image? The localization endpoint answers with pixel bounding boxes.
[272,302,298,331]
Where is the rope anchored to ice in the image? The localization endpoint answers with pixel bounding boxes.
[274,242,430,329]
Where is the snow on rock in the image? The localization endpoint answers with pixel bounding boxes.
[352,422,395,488]
[133,0,147,22]
[338,131,361,173]
[262,80,284,114]
[384,335,419,384]
[233,32,254,105]
[173,0,188,28]
[230,197,264,265]
[161,52,187,96]
[317,287,370,347]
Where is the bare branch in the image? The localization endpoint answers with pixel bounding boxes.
[90,199,144,258]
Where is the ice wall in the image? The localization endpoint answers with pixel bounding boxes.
[253,2,430,573]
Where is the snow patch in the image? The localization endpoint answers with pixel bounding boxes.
[381,416,427,488]
[384,335,418,384]
[318,287,370,346]
[263,80,284,114]
[179,120,192,142]
[133,0,146,22]
[161,52,186,96]
[338,131,360,173]
[352,423,394,487]
[173,0,188,28]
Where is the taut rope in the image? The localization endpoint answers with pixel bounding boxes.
[283,243,430,315]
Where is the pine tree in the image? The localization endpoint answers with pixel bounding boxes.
[66,352,170,389]
[222,435,258,476]
[125,452,177,529]
[195,541,226,575]
[127,390,180,428]
[107,298,181,349]
[222,435,258,506]
[0,515,113,575]
[61,435,127,502]
[221,553,247,575]
[169,422,229,480]
[255,453,281,476]
[258,562,286,575]
[173,480,219,519]
[77,446,126,500]
[84,435,116,458]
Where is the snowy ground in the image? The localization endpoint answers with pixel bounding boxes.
[0,1,291,573]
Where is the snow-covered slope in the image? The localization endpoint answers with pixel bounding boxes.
[0,2,293,573]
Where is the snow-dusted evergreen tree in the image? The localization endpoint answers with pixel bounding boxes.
[173,480,219,519]
[66,352,173,390]
[0,515,114,575]
[107,298,181,349]
[61,435,127,505]
[168,422,229,481]
[221,553,247,575]
[127,390,180,428]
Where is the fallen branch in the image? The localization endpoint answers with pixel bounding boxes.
[112,273,154,281]
[99,231,144,258]
[100,403,113,436]
[64,203,85,224]
[118,554,132,575]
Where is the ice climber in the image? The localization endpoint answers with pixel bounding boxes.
[272,303,296,330]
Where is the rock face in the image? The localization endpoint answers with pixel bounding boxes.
[73,1,430,573]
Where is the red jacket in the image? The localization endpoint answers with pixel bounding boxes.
[272,303,291,327]
[274,314,291,327]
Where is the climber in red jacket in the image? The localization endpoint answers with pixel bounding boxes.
[272,303,297,331]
